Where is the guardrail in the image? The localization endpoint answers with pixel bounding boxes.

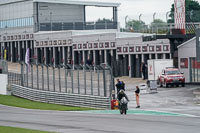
[8,72,21,85]
[17,62,114,98]
[38,21,118,31]
[11,84,111,109]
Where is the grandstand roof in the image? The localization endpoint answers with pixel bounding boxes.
[0,0,120,7]
[33,0,120,7]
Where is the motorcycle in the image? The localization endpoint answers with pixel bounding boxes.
[119,97,128,115]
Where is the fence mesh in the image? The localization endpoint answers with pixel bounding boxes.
[8,62,114,98]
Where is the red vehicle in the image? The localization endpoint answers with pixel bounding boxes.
[158,68,185,87]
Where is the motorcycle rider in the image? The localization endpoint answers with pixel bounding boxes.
[117,90,129,103]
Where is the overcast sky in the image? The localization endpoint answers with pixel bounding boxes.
[85,0,200,27]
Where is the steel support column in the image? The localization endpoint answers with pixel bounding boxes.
[128,54,131,77]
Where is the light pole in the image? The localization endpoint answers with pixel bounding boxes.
[139,14,142,23]
[153,12,156,22]
[152,12,156,33]
[139,14,142,32]
[190,10,193,20]
[125,15,128,31]
[50,12,52,31]
[166,11,170,23]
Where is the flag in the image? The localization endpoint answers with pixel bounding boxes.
[174,0,186,34]
[4,49,6,60]
[25,48,30,65]
[25,48,30,72]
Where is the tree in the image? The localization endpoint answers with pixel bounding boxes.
[151,19,166,25]
[150,19,168,34]
[150,19,167,28]
[126,19,145,32]
[96,18,112,23]
[168,0,200,23]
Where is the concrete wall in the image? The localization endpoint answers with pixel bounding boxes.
[178,38,196,83]
[0,0,34,34]
[38,3,85,23]
[0,0,33,20]
[73,33,116,44]
[116,37,142,46]
[0,74,8,95]
[34,31,72,43]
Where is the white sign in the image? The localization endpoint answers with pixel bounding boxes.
[0,74,8,95]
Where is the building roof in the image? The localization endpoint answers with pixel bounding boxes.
[177,37,196,49]
[0,0,120,7]
[0,0,26,5]
[35,30,154,39]
[33,0,120,7]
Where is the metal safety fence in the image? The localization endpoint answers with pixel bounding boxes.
[9,62,114,98]
[11,84,111,109]
[8,72,22,85]
[0,60,8,74]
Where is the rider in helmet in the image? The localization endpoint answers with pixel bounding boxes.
[117,89,129,101]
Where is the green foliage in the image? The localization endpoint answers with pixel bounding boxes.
[150,19,167,28]
[0,95,94,111]
[151,19,166,24]
[150,19,168,34]
[96,18,112,23]
[126,19,145,32]
[125,19,168,34]
[0,126,55,133]
[168,0,200,23]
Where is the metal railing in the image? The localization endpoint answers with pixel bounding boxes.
[0,60,8,74]
[11,84,111,109]
[8,62,114,109]
[8,62,114,98]
[8,72,21,85]
[38,21,118,31]
[124,22,200,34]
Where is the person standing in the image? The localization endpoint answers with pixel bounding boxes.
[141,62,147,80]
[135,85,140,108]
[67,58,72,76]
[121,81,125,91]
[116,79,122,94]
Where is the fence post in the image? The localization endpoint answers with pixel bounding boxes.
[108,66,115,99]
[20,62,24,86]
[97,69,100,96]
[65,67,67,93]
[53,66,55,92]
[46,65,49,91]
[103,68,107,97]
[91,68,93,95]
[84,66,86,95]
[42,64,44,90]
[36,63,39,89]
[26,64,28,87]
[71,69,74,93]
[31,63,33,89]
[77,67,80,94]
[58,66,61,92]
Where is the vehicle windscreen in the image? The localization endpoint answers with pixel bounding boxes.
[166,70,180,75]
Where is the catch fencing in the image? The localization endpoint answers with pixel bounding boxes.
[9,62,114,109]
[11,84,111,109]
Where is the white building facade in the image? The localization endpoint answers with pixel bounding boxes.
[0,0,171,77]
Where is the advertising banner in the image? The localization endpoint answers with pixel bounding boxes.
[174,0,186,34]
[196,29,200,61]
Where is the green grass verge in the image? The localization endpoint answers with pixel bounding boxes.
[0,126,55,133]
[0,95,94,111]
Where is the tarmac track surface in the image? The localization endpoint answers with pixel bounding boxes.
[0,105,200,133]
[5,62,200,132]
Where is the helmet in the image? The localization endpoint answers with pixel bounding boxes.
[119,89,124,94]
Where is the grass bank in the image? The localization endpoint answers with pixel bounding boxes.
[0,126,55,133]
[0,95,94,111]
